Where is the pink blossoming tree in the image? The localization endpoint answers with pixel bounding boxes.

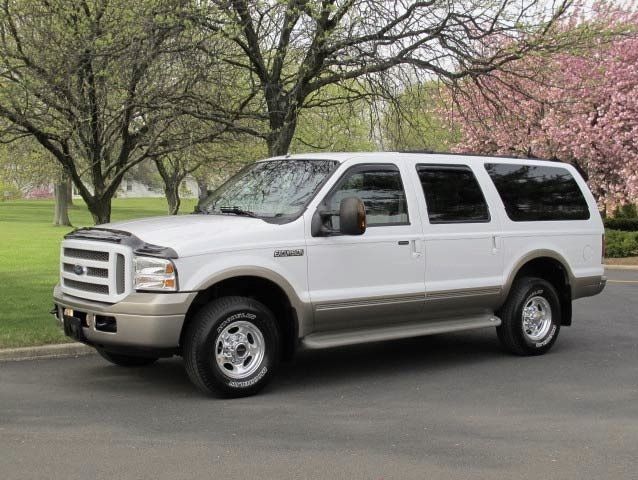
[449,4,638,211]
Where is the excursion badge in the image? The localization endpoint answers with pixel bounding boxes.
[274,249,304,257]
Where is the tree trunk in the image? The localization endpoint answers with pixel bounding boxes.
[197,178,208,199]
[53,181,72,226]
[88,197,112,225]
[267,123,297,157]
[154,157,184,215]
[165,183,181,215]
[66,176,74,207]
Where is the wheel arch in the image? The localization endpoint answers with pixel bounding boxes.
[502,250,574,326]
[180,267,311,360]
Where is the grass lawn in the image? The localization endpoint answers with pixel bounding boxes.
[0,197,196,348]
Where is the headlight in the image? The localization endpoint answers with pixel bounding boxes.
[134,256,177,291]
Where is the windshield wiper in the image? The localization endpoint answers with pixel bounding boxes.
[219,206,257,217]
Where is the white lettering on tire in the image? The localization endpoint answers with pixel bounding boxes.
[228,367,268,388]
[529,289,544,298]
[535,325,557,348]
[217,312,257,333]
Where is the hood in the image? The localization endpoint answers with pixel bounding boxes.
[101,214,293,257]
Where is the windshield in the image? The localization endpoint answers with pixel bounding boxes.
[198,159,339,220]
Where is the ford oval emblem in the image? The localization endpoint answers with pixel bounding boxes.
[73,264,86,276]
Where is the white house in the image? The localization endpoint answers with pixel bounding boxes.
[70,177,200,199]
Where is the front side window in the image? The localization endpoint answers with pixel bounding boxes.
[325,166,409,228]
[199,159,338,221]
[485,163,590,221]
[416,165,490,223]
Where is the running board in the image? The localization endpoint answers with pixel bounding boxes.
[301,315,501,350]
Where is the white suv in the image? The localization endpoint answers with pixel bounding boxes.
[53,152,606,397]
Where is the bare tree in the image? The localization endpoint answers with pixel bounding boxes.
[53,174,72,226]
[0,0,212,223]
[153,131,265,214]
[189,0,573,156]
[154,152,202,215]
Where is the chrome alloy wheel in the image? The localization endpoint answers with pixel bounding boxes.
[215,321,265,379]
[522,296,553,341]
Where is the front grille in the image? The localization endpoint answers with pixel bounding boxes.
[64,248,109,262]
[63,278,109,295]
[60,242,130,302]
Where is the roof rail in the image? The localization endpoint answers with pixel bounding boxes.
[398,149,570,162]
[400,149,565,161]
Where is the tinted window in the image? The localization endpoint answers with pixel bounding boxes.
[485,163,590,221]
[327,167,408,227]
[416,165,490,223]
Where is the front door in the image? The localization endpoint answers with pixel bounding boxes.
[305,163,426,332]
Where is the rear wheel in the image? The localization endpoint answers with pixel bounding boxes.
[96,348,158,367]
[183,296,279,398]
[497,276,561,355]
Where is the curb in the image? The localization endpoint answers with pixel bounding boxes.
[604,264,638,271]
[0,343,95,362]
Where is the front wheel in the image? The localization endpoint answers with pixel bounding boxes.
[497,277,562,355]
[183,296,280,397]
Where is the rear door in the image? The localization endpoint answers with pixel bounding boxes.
[305,163,426,332]
[412,163,503,318]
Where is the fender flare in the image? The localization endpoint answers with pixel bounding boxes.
[501,249,575,300]
[191,266,313,337]
[501,249,575,326]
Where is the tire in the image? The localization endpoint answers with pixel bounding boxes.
[183,296,280,398]
[96,348,158,367]
[497,276,562,356]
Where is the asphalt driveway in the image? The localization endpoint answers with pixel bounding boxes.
[1,270,636,479]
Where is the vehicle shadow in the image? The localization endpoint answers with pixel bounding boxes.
[79,356,196,397]
[272,329,504,392]
[85,329,506,396]
[79,329,519,398]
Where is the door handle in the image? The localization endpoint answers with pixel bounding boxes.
[398,239,423,257]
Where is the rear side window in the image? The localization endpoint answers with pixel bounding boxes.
[416,165,490,223]
[485,163,590,221]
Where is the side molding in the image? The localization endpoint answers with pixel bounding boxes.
[302,314,501,349]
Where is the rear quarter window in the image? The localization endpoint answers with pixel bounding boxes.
[485,163,590,221]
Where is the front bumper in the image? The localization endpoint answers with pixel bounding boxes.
[53,285,196,350]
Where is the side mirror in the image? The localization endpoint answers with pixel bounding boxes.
[339,197,367,235]
[311,197,366,237]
